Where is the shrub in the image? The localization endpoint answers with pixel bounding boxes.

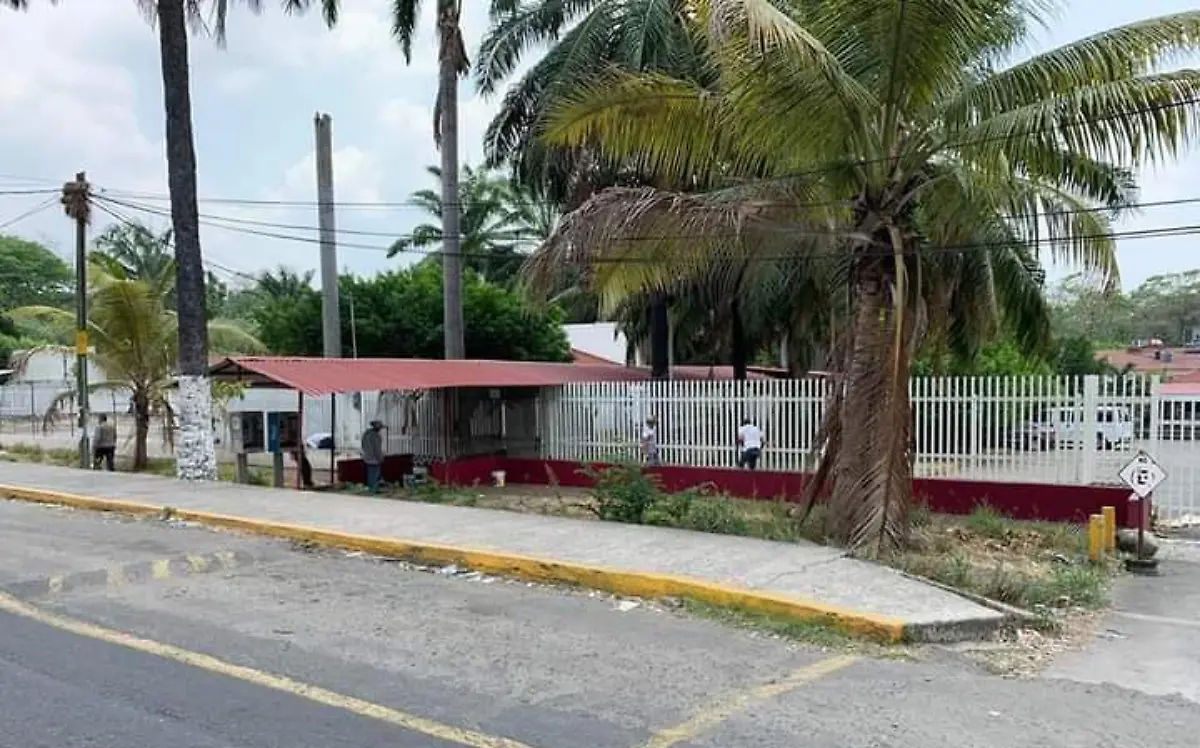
[583,463,663,524]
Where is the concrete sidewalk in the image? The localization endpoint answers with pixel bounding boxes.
[0,462,1005,642]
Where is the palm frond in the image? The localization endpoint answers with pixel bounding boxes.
[943,10,1200,125]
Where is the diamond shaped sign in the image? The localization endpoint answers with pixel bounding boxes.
[1118,450,1167,498]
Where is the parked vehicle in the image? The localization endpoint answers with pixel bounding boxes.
[1049,406,1134,450]
[1007,421,1057,451]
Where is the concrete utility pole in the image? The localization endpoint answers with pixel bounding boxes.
[313,112,341,358]
[61,171,91,469]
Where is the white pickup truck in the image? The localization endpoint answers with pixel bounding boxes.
[1049,405,1134,450]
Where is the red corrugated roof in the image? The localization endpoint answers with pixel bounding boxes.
[210,356,655,396]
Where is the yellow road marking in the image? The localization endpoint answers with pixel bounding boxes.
[186,555,209,573]
[47,575,64,594]
[213,551,237,570]
[106,567,126,587]
[151,559,172,580]
[0,591,536,748]
[638,655,858,748]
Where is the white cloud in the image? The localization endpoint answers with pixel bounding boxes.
[3,0,1199,291]
[277,146,385,204]
[213,68,265,95]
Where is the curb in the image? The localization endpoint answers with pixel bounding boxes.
[3,483,917,643]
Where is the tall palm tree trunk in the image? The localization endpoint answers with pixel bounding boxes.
[438,13,465,360]
[156,0,216,480]
[803,259,913,557]
[730,299,748,381]
[133,389,151,471]
[649,293,669,378]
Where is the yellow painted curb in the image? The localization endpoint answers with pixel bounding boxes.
[0,483,908,642]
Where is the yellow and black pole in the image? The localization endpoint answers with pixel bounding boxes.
[62,172,91,469]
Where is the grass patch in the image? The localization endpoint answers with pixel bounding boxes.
[893,506,1114,613]
[680,600,856,648]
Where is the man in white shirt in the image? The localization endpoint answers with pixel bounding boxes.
[737,417,764,470]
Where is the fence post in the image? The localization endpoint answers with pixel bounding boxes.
[1148,374,1162,455]
[969,377,980,472]
[1081,375,1099,484]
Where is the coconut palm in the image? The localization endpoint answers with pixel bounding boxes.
[478,0,710,194]
[143,0,339,479]
[10,265,264,470]
[480,0,719,375]
[89,222,176,299]
[537,0,1200,555]
[389,165,549,286]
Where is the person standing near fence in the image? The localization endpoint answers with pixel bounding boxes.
[92,414,117,471]
[737,417,764,470]
[641,416,661,466]
[361,419,385,492]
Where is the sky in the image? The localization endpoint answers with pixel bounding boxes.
[0,0,1197,292]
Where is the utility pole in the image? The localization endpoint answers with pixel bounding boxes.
[61,172,91,469]
[313,113,341,358]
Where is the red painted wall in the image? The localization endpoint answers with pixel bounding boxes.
[340,455,1135,527]
[335,453,414,484]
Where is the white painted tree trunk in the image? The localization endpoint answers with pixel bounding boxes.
[176,374,217,480]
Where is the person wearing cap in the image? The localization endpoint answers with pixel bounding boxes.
[361,420,385,491]
[640,416,660,466]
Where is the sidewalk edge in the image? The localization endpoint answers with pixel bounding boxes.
[0,483,911,642]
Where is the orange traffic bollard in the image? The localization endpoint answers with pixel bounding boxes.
[1102,506,1116,552]
[1088,514,1105,562]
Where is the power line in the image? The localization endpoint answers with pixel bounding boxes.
[83,91,1200,209]
[100,190,1200,243]
[90,199,263,286]
[0,195,59,231]
[93,193,1200,266]
[0,188,60,197]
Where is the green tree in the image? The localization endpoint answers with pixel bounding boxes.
[89,222,176,298]
[480,0,715,376]
[1128,270,1200,345]
[253,264,570,361]
[389,165,543,287]
[1048,273,1136,347]
[10,266,264,470]
[537,1,1200,554]
[0,235,72,310]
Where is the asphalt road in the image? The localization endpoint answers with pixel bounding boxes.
[1,499,1199,747]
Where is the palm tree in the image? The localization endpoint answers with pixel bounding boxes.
[90,222,176,299]
[256,267,316,300]
[389,0,482,359]
[6,1,338,479]
[143,0,338,480]
[480,0,718,377]
[11,266,263,470]
[390,164,549,286]
[537,0,1200,555]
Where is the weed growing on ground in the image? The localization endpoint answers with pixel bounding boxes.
[965,504,1011,539]
[680,600,856,648]
[583,463,662,523]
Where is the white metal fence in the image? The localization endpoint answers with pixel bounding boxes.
[0,381,130,435]
[540,375,1200,524]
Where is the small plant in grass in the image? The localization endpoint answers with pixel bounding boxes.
[965,503,1012,539]
[582,462,663,524]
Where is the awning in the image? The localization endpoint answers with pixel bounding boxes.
[209,356,655,396]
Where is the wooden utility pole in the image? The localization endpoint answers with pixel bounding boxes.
[61,171,91,469]
[313,113,341,358]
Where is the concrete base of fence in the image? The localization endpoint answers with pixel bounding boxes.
[348,455,1138,527]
